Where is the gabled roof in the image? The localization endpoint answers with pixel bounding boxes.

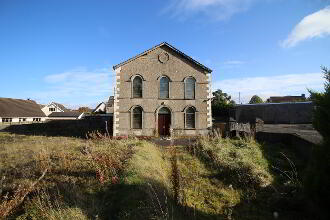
[51,102,69,111]
[93,96,114,113]
[0,98,46,117]
[92,102,106,113]
[48,111,83,118]
[42,102,69,111]
[113,42,212,73]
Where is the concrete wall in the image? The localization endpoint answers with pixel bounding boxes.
[256,132,315,161]
[113,46,212,136]
[235,102,313,124]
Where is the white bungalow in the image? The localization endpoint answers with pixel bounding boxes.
[0,98,47,124]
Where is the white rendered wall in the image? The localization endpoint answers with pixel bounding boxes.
[41,103,64,116]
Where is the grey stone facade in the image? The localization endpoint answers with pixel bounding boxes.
[112,43,212,137]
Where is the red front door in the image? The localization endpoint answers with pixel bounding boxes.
[158,114,171,136]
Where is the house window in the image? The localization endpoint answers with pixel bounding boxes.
[132,76,143,98]
[49,107,56,112]
[159,76,170,99]
[19,118,26,122]
[132,106,143,129]
[33,118,41,122]
[2,118,12,123]
[185,107,195,129]
[184,77,196,99]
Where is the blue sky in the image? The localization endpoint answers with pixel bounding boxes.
[0,0,329,108]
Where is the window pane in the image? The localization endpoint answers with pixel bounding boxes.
[133,107,142,129]
[185,78,195,99]
[186,107,195,128]
[160,77,169,98]
[133,77,142,98]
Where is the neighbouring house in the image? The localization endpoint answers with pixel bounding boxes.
[84,97,114,128]
[0,98,47,124]
[112,42,212,137]
[41,102,69,116]
[93,102,106,114]
[48,111,84,120]
[92,96,114,114]
[267,94,306,103]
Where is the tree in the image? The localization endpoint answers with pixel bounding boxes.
[304,66,330,218]
[249,95,263,104]
[309,66,330,140]
[77,107,92,113]
[211,89,235,117]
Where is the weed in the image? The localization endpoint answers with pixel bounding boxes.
[0,169,47,218]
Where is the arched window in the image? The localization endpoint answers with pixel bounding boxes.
[184,77,196,99]
[132,106,143,129]
[159,76,170,99]
[132,76,142,98]
[185,106,195,129]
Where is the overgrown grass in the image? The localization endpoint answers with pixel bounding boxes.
[0,132,309,219]
[0,132,137,219]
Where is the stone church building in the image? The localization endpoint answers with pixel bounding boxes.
[112,42,212,137]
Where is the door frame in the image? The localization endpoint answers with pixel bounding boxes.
[155,105,173,136]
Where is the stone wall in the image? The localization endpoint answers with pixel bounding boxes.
[235,102,313,124]
[114,45,212,136]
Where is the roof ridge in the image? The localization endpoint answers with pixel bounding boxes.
[113,42,212,73]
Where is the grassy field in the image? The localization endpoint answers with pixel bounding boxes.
[0,132,308,219]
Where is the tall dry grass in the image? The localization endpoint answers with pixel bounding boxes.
[0,132,306,219]
[0,132,138,219]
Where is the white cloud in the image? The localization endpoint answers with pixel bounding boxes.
[212,72,324,103]
[281,6,330,48]
[33,67,115,108]
[164,0,257,20]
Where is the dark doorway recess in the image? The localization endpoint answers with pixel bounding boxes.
[158,107,171,136]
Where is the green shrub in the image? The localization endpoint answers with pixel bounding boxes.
[305,66,330,219]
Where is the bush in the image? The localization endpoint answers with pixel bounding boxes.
[305,66,330,219]
[212,89,235,117]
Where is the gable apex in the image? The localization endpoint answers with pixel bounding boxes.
[113,42,212,73]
